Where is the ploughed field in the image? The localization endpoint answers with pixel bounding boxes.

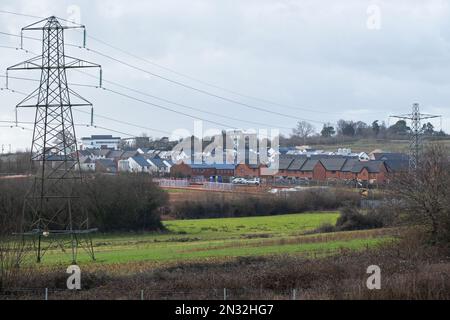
[32,212,394,265]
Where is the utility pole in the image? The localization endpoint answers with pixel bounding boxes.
[7,16,102,263]
[391,103,440,171]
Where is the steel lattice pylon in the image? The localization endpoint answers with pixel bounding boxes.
[391,103,440,172]
[7,16,102,263]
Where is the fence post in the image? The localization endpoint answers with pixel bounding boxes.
[292,289,297,300]
[141,289,144,301]
[223,288,227,301]
[44,288,48,301]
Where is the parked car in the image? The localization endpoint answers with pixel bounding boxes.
[232,177,245,184]
[244,178,260,186]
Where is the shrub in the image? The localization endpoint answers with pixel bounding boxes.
[81,174,168,232]
[0,174,168,234]
[0,179,28,291]
[171,188,359,219]
[335,207,384,231]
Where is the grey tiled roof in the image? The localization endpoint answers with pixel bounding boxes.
[91,149,111,157]
[96,158,116,168]
[287,158,307,171]
[121,150,139,159]
[341,158,359,172]
[300,159,319,171]
[372,153,409,161]
[132,156,151,167]
[107,150,124,158]
[79,150,92,157]
[278,157,295,170]
[320,158,347,171]
[385,159,409,172]
[351,161,385,173]
[148,158,167,169]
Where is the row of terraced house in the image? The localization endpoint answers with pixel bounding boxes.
[170,152,409,184]
[78,148,175,175]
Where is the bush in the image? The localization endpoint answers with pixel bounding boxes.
[172,188,359,219]
[81,174,168,232]
[335,207,384,231]
[0,179,29,291]
[0,174,168,233]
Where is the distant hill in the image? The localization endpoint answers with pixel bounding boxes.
[299,138,450,154]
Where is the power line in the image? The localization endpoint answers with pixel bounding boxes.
[72,108,172,136]
[0,118,139,138]
[2,73,241,131]
[0,9,385,120]
[0,85,168,136]
[75,70,294,130]
[0,9,42,19]
[1,42,295,129]
[5,17,391,132]
[101,86,241,129]
[0,119,34,131]
[86,124,140,138]
[0,73,100,89]
[0,86,28,95]
[85,47,328,125]
[84,32,341,115]
[0,9,371,117]
[0,10,330,115]
[0,30,79,48]
[0,28,331,123]
[1,68,293,130]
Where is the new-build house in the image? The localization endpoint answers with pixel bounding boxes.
[128,156,153,173]
[170,153,406,184]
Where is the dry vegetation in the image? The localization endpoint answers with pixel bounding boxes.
[1,231,448,300]
[170,188,359,219]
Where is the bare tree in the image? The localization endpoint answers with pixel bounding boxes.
[0,179,28,291]
[292,121,315,144]
[390,144,450,245]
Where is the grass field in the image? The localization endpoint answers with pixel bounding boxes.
[309,138,450,153]
[34,212,393,266]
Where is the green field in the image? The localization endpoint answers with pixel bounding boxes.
[34,212,392,266]
[309,138,450,154]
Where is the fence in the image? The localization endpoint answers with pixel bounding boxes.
[270,178,383,189]
[203,182,235,191]
[0,287,304,300]
[156,179,190,188]
[156,179,237,192]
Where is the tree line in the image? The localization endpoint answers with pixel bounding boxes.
[284,119,447,146]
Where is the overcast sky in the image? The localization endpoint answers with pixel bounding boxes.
[1,0,450,152]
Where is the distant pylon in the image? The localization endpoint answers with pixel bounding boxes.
[391,103,440,171]
[6,16,102,263]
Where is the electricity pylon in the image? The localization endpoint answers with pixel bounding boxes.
[391,103,440,171]
[6,16,102,263]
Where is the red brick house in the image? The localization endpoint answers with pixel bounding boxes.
[170,155,402,185]
[170,162,193,177]
[320,158,347,180]
[170,162,236,178]
[265,155,396,184]
[351,161,388,183]
[235,163,261,177]
[312,160,327,181]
